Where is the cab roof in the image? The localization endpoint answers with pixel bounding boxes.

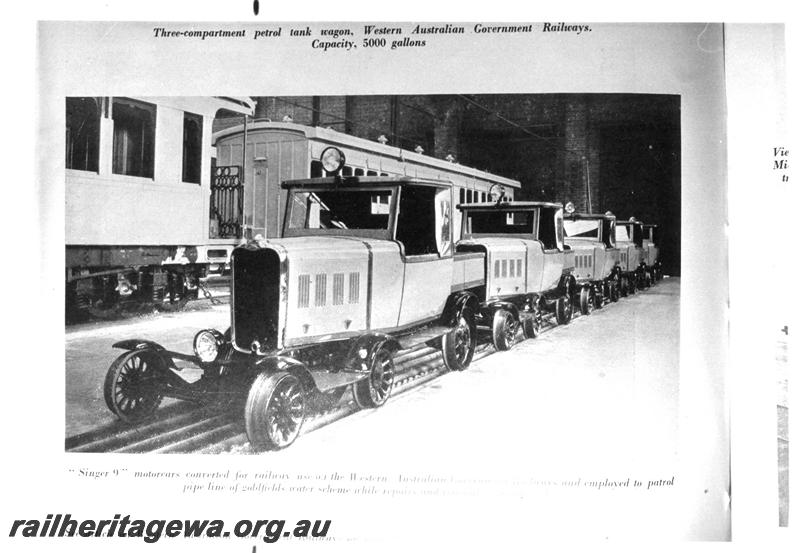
[457,200,563,211]
[565,212,616,221]
[281,176,452,190]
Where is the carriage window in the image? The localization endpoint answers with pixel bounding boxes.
[371,194,390,214]
[66,97,100,172]
[342,166,353,176]
[459,188,465,204]
[367,170,377,176]
[182,112,203,184]
[310,160,324,178]
[112,98,155,178]
[354,168,365,176]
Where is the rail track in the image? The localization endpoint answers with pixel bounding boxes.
[65,342,501,454]
[65,285,655,454]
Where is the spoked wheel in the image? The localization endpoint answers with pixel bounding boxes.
[103,350,165,423]
[442,308,477,371]
[579,287,594,316]
[491,308,519,351]
[522,299,542,339]
[245,372,306,451]
[353,345,395,408]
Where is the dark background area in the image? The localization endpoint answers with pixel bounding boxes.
[218,94,681,275]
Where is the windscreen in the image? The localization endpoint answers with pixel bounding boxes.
[564,219,598,238]
[465,210,534,235]
[287,189,393,231]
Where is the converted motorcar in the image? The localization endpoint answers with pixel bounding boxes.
[102,147,484,451]
[563,204,621,314]
[642,223,663,283]
[456,196,576,351]
[613,217,647,295]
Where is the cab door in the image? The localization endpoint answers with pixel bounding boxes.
[539,206,567,291]
[395,185,453,326]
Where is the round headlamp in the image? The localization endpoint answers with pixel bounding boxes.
[565,201,575,214]
[488,183,506,202]
[193,329,224,363]
[320,146,346,174]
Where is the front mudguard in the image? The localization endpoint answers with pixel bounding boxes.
[441,291,480,328]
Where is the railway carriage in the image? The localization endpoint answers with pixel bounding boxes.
[563,206,622,313]
[66,102,519,319]
[211,121,520,271]
[455,200,577,351]
[65,96,255,317]
[103,146,487,451]
[614,218,648,294]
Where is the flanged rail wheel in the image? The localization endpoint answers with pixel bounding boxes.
[522,299,542,339]
[245,372,306,451]
[103,350,165,423]
[442,308,477,371]
[555,281,574,325]
[353,345,395,408]
[492,308,518,351]
[579,287,594,316]
[593,286,604,309]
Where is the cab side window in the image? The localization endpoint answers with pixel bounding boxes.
[396,185,438,256]
[538,207,559,250]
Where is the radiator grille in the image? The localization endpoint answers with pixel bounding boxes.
[298,274,310,308]
[333,273,345,305]
[348,272,360,303]
[315,273,327,306]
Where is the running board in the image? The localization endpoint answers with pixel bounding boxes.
[396,325,450,350]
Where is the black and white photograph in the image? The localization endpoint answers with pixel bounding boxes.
[2,5,796,551]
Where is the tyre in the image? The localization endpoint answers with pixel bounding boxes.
[353,345,395,408]
[442,308,477,371]
[491,308,518,351]
[103,350,165,423]
[579,287,593,316]
[245,372,306,451]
